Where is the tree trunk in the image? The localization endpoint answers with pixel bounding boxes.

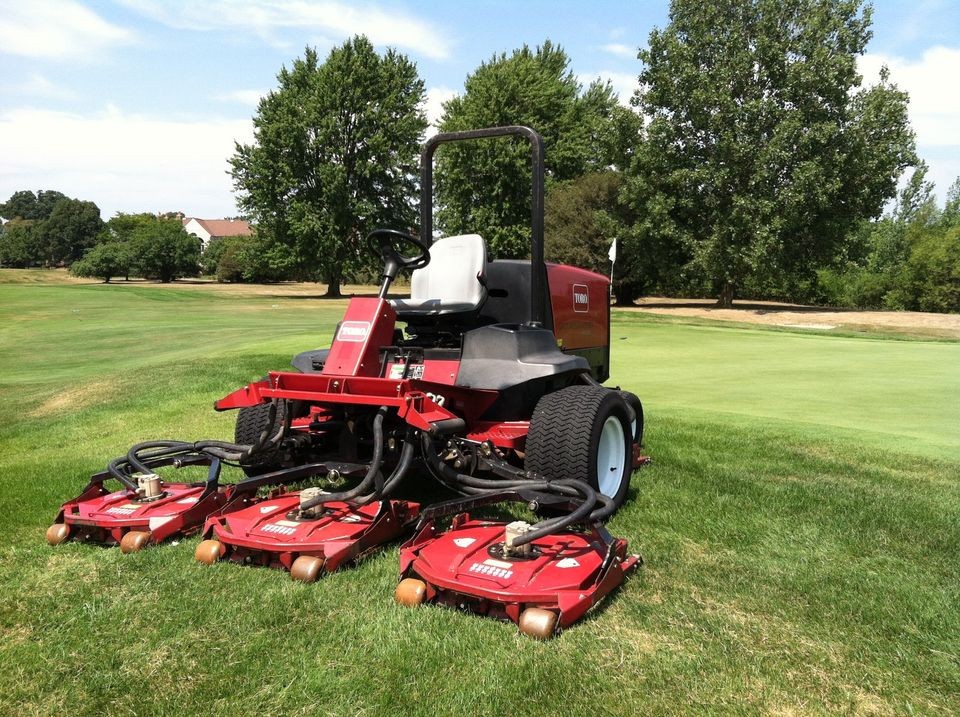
[325,274,342,298]
[717,281,735,308]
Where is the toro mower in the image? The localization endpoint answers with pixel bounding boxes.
[47,126,646,638]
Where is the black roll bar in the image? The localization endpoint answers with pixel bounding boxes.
[419,126,547,326]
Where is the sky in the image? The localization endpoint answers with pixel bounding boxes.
[1,0,958,220]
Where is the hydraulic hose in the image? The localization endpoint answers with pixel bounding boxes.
[419,433,606,546]
[356,429,416,503]
[112,400,292,487]
[297,407,387,511]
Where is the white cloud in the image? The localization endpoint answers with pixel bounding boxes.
[424,86,456,130]
[0,106,253,218]
[216,89,266,106]
[601,43,636,60]
[859,46,960,199]
[117,0,452,60]
[0,0,135,60]
[5,73,77,101]
[860,46,960,148]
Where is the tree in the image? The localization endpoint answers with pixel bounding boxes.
[236,233,297,283]
[40,198,103,265]
[545,171,676,305]
[546,173,624,275]
[129,217,200,282]
[215,241,245,283]
[815,166,960,311]
[231,37,426,296]
[0,219,40,267]
[0,190,67,221]
[629,0,916,306]
[938,177,960,229]
[71,242,130,283]
[894,161,938,226]
[103,212,158,244]
[202,235,253,282]
[436,41,625,258]
[896,224,960,313]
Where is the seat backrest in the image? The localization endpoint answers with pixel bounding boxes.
[410,234,487,308]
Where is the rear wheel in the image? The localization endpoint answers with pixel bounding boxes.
[618,391,644,447]
[525,385,633,511]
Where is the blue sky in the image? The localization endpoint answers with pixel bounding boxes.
[1,0,958,219]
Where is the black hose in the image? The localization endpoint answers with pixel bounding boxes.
[419,433,604,546]
[356,430,416,503]
[297,407,387,510]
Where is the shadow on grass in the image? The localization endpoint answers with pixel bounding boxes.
[636,299,854,313]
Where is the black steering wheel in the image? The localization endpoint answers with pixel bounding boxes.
[366,228,431,279]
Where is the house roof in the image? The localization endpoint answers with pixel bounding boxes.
[184,218,253,238]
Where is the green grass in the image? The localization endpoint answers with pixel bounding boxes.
[1,278,958,715]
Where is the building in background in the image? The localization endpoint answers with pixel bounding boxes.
[182,217,252,248]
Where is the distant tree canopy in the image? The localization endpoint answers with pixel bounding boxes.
[0,190,102,268]
[231,37,427,296]
[10,22,957,313]
[0,190,67,222]
[436,41,634,258]
[0,219,41,268]
[71,242,131,283]
[71,214,199,283]
[627,0,916,306]
[546,172,624,275]
[40,198,103,265]
[128,218,200,283]
[818,164,960,313]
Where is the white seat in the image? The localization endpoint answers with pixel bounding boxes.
[390,234,487,317]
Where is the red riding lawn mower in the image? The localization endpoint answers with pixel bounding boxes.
[47,126,647,639]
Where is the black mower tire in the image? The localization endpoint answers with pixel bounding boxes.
[234,401,285,477]
[618,390,644,447]
[525,385,633,511]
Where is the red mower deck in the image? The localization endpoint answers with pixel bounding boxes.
[47,459,228,553]
[396,494,641,639]
[196,491,419,581]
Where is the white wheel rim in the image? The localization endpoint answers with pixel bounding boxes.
[597,416,626,498]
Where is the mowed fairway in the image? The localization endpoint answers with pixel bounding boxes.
[1,277,958,715]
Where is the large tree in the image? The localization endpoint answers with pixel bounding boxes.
[71,241,131,283]
[0,190,67,221]
[629,0,916,306]
[231,37,426,296]
[40,198,103,265]
[128,217,200,283]
[436,41,629,258]
[0,219,40,267]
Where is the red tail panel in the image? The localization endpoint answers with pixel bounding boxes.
[322,298,396,377]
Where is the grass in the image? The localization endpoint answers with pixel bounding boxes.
[0,274,958,715]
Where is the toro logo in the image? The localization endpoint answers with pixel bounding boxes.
[572,284,589,313]
[337,321,371,342]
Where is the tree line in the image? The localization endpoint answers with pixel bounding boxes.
[0,196,201,283]
[3,0,956,312]
[0,190,103,267]
[226,0,956,312]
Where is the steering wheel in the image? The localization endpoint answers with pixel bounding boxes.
[366,228,431,279]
